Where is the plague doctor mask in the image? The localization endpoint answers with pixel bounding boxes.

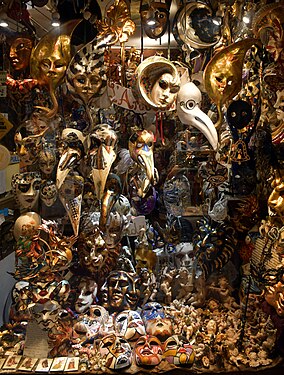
[11,172,42,210]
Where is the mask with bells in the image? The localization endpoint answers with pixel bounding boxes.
[99,333,132,370]
[40,180,58,207]
[11,172,42,210]
[141,302,165,321]
[140,1,169,39]
[163,335,195,366]
[134,334,163,366]
[115,310,146,341]
[75,277,98,315]
[38,145,57,176]
[100,270,140,312]
[56,128,85,190]
[9,37,33,71]
[89,124,118,201]
[176,81,218,151]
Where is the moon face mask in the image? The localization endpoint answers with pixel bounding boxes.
[115,310,146,341]
[140,1,169,39]
[99,334,132,370]
[135,335,163,366]
[9,37,33,71]
[133,56,180,110]
[163,335,195,366]
[89,124,118,200]
[177,81,218,150]
[11,172,42,210]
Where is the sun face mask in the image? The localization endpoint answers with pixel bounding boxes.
[140,1,169,39]
[30,20,81,118]
[89,124,118,200]
[133,56,180,110]
[11,172,42,210]
[163,335,195,366]
[177,81,218,150]
[9,36,33,71]
[99,333,132,370]
[115,310,146,341]
[134,334,163,366]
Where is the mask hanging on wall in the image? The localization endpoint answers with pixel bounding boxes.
[38,144,57,176]
[140,1,170,39]
[13,212,41,241]
[11,172,42,210]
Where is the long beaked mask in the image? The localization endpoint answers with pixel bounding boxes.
[177,81,218,150]
[140,1,169,39]
[56,128,85,190]
[66,38,107,106]
[89,124,118,200]
[11,172,42,210]
[204,39,260,129]
[99,334,132,370]
[135,335,163,366]
[30,20,81,118]
[129,130,156,185]
[59,174,84,236]
[163,335,195,366]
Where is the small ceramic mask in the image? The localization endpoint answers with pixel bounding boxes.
[66,38,107,105]
[89,124,118,200]
[163,335,195,366]
[133,55,180,110]
[9,36,33,71]
[59,174,84,236]
[13,212,41,241]
[101,270,140,312]
[145,316,173,341]
[141,302,165,321]
[31,301,61,331]
[177,81,218,150]
[135,334,163,366]
[40,180,58,207]
[11,172,42,210]
[75,277,98,314]
[38,145,57,175]
[14,126,47,166]
[115,310,146,341]
[56,128,85,190]
[99,333,132,369]
[140,1,169,39]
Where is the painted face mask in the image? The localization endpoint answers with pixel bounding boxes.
[9,37,33,71]
[40,180,58,207]
[141,302,165,321]
[103,212,126,248]
[56,128,85,190]
[13,212,41,241]
[163,335,195,366]
[102,270,140,312]
[30,20,81,118]
[38,145,57,175]
[204,38,259,129]
[31,301,61,331]
[115,310,146,341]
[133,56,180,110]
[163,174,192,216]
[11,172,42,210]
[59,174,84,236]
[145,316,173,341]
[140,1,169,39]
[99,334,132,370]
[89,124,118,200]
[135,335,163,366]
[177,81,218,150]
[66,38,107,105]
[14,126,47,166]
[75,277,98,314]
[29,279,70,306]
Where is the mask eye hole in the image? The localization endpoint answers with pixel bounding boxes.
[231,111,236,118]
[159,79,168,90]
[18,183,30,193]
[185,100,196,110]
[117,315,127,323]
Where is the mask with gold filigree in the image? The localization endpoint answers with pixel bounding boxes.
[268,175,284,220]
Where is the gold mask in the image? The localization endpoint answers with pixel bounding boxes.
[204,39,260,129]
[9,37,33,71]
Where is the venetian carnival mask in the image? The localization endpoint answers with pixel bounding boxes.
[59,174,84,236]
[99,334,132,370]
[89,124,118,200]
[66,38,107,105]
[274,89,284,122]
[177,81,218,150]
[135,246,157,274]
[163,174,192,216]
[11,172,42,210]
[163,335,195,366]
[133,56,180,110]
[75,277,98,314]
[115,310,146,341]
[141,302,165,321]
[31,301,61,331]
[204,39,259,129]
[13,212,41,241]
[9,37,33,71]
[140,1,169,39]
[101,270,140,312]
[29,279,70,306]
[56,128,85,190]
[145,316,173,341]
[14,126,47,166]
[264,275,284,317]
[103,212,126,248]
[40,180,58,207]
[267,176,284,217]
[135,335,163,366]
[38,145,57,175]
[226,100,252,130]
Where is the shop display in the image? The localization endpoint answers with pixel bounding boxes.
[0,0,284,374]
